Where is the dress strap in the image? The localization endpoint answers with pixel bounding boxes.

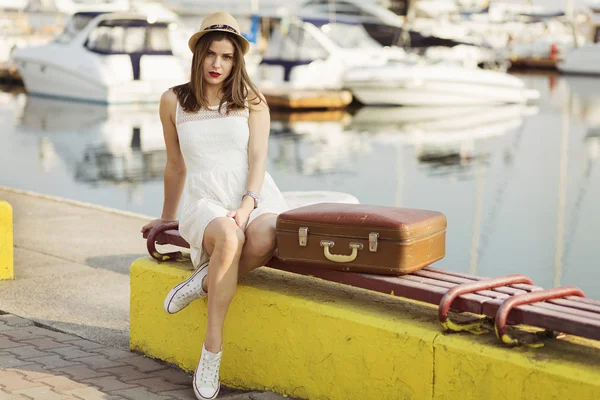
[175,99,181,126]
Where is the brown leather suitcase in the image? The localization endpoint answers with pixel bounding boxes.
[275,203,447,275]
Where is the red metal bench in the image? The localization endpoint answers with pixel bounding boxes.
[143,222,600,346]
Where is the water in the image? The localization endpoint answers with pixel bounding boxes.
[1,73,599,298]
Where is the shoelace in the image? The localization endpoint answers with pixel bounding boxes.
[175,284,199,305]
[198,352,221,386]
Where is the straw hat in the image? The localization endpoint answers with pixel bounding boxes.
[188,12,250,55]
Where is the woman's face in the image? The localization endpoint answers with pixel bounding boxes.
[203,38,235,87]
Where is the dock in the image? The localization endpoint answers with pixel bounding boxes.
[0,63,22,85]
[262,87,353,110]
[509,57,559,71]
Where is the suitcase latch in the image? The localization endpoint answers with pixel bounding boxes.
[369,232,379,252]
[299,227,308,247]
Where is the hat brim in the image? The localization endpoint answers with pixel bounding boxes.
[188,30,250,55]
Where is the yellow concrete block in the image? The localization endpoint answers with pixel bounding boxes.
[434,329,600,400]
[130,257,600,400]
[0,201,13,280]
[130,257,437,400]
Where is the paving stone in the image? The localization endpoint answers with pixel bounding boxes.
[65,387,123,400]
[64,340,105,351]
[249,393,288,400]
[49,347,95,360]
[0,316,34,328]
[12,386,76,400]
[55,365,111,381]
[25,355,80,369]
[0,338,25,350]
[109,387,172,400]
[5,365,65,380]
[21,338,71,351]
[80,376,138,392]
[0,324,18,333]
[97,366,150,382]
[0,370,46,391]
[71,355,124,370]
[5,345,51,359]
[0,390,31,400]
[32,375,89,392]
[90,348,134,361]
[126,377,187,392]
[219,394,255,400]
[0,329,45,342]
[0,354,36,368]
[159,389,198,400]
[25,327,78,343]
[149,368,191,386]
[119,356,168,373]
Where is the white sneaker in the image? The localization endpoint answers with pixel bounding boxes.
[163,261,209,314]
[193,343,222,400]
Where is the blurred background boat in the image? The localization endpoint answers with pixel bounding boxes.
[10,6,188,103]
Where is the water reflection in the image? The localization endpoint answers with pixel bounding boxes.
[16,96,165,183]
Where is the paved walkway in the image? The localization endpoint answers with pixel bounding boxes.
[0,314,284,400]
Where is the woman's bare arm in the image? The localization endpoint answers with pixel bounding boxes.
[159,89,186,221]
[242,93,270,210]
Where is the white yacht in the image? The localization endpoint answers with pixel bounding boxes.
[11,10,187,104]
[259,18,539,106]
[344,62,540,106]
[558,43,600,75]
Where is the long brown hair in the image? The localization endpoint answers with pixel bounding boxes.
[172,31,262,114]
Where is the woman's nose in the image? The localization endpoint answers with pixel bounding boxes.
[213,57,221,68]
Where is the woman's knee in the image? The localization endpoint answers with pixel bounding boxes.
[206,218,245,255]
[217,223,245,254]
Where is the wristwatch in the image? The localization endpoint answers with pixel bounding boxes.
[243,190,260,209]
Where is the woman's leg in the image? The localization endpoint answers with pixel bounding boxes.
[237,213,277,278]
[201,216,245,353]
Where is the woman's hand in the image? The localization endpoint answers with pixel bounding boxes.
[141,218,175,234]
[227,205,252,230]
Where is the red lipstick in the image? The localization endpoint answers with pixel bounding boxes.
[209,72,221,77]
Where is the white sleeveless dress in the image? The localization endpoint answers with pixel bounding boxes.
[175,101,288,268]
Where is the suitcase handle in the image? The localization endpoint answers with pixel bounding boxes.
[320,240,363,263]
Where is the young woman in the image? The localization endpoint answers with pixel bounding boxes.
[141,12,287,400]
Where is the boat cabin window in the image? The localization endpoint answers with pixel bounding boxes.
[320,23,380,49]
[54,12,104,44]
[85,19,172,55]
[302,0,375,17]
[265,23,328,61]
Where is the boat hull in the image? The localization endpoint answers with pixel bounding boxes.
[348,82,536,106]
[14,53,183,104]
[343,64,538,106]
[558,45,600,76]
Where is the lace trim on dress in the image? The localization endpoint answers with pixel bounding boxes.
[177,104,249,126]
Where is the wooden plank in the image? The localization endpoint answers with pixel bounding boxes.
[267,259,491,315]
